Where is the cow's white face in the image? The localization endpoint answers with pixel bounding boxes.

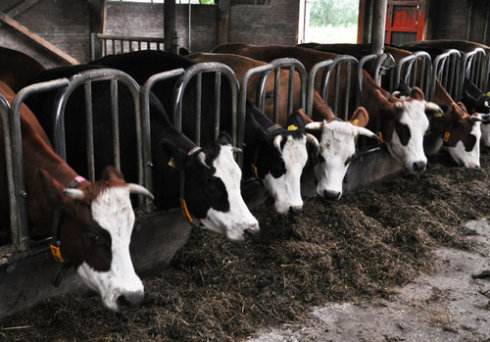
[447,118,481,168]
[77,187,143,312]
[387,100,430,173]
[309,120,376,200]
[264,135,308,214]
[200,145,259,240]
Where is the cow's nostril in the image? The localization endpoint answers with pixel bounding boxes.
[117,291,144,308]
[412,161,427,173]
[323,190,342,200]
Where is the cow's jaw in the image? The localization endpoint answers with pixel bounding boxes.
[77,187,143,312]
[388,100,429,173]
[200,145,259,241]
[447,121,481,168]
[264,135,307,214]
[314,121,357,200]
[482,123,490,147]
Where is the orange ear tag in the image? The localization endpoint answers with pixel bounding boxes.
[443,131,451,142]
[378,132,384,143]
[251,163,259,178]
[50,242,65,263]
[351,119,360,126]
[180,199,193,225]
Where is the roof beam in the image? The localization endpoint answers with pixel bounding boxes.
[0,11,79,65]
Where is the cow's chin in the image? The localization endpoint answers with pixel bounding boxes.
[200,208,259,241]
[447,141,481,169]
[314,164,346,201]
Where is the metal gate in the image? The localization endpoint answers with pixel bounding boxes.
[308,55,359,120]
[462,48,488,91]
[433,49,462,100]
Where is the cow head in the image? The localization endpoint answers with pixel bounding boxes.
[305,107,377,200]
[40,167,153,312]
[161,132,259,241]
[427,101,484,168]
[462,79,490,147]
[376,87,437,173]
[245,105,319,214]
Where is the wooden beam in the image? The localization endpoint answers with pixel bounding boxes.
[0,12,79,65]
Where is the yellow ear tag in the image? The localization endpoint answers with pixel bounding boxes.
[180,199,193,225]
[251,163,259,178]
[486,91,490,97]
[168,158,176,168]
[50,243,64,263]
[443,131,451,142]
[351,119,360,126]
[378,132,384,143]
[287,124,298,132]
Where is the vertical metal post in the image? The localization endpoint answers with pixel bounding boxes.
[371,0,388,55]
[164,0,178,53]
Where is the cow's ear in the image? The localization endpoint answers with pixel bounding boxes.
[350,106,369,127]
[411,87,425,101]
[159,139,188,170]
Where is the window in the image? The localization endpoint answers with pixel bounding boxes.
[108,0,216,4]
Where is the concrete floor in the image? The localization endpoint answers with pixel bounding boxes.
[248,218,490,342]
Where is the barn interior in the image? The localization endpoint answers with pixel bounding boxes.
[0,1,490,341]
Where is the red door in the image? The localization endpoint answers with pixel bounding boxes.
[385,0,425,45]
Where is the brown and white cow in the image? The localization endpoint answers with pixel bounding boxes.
[196,51,375,200]
[214,44,435,175]
[300,43,483,168]
[0,81,153,311]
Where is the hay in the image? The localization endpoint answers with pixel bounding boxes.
[1,149,489,342]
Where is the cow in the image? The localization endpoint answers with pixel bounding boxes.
[192,51,376,200]
[26,53,260,239]
[0,47,45,91]
[214,44,437,175]
[401,40,490,148]
[0,81,153,311]
[86,50,321,213]
[299,43,484,168]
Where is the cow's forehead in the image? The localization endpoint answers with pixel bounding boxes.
[91,187,135,237]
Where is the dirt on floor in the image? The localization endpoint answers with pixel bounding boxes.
[0,150,489,342]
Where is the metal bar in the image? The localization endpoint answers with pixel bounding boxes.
[307,59,333,115]
[273,67,281,123]
[345,62,352,120]
[287,65,295,115]
[110,80,121,171]
[195,73,202,145]
[84,82,95,181]
[270,58,308,116]
[214,72,222,141]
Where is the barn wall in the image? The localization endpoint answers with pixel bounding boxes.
[229,0,300,45]
[0,0,90,68]
[105,3,218,53]
[427,0,490,44]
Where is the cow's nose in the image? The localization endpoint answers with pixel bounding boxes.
[323,190,342,200]
[244,224,260,238]
[412,161,427,173]
[289,205,303,214]
[117,291,144,308]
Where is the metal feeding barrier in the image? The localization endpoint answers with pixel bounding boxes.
[90,33,165,60]
[394,51,433,99]
[308,55,359,120]
[433,49,462,100]
[239,58,307,127]
[53,69,146,201]
[1,79,70,253]
[461,48,488,91]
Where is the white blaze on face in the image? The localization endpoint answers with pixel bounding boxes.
[387,100,430,173]
[200,145,259,241]
[77,186,143,312]
[263,135,308,215]
[447,120,481,168]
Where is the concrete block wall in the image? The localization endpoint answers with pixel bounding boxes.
[0,0,90,68]
[229,0,300,45]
